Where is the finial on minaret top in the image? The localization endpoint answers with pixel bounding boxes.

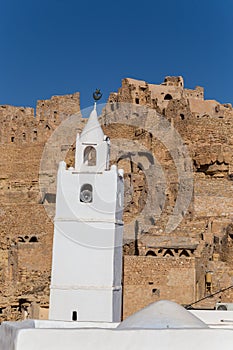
[93,89,102,102]
[76,89,104,146]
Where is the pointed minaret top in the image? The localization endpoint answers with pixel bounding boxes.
[80,103,104,143]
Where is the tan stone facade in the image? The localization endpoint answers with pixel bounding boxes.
[0,93,80,321]
[123,256,196,319]
[1,76,233,321]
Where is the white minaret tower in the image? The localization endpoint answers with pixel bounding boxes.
[49,101,124,322]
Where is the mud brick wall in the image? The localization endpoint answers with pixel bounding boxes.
[123,256,196,318]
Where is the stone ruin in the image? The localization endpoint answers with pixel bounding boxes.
[1,76,233,321]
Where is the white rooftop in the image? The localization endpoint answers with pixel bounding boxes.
[2,300,233,350]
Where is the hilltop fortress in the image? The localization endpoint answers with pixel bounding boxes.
[1,76,233,321]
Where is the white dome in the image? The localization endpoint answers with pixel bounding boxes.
[117,300,208,329]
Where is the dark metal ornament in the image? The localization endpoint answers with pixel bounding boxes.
[93,89,102,101]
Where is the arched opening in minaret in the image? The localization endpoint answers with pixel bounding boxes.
[83,146,96,166]
[80,184,93,203]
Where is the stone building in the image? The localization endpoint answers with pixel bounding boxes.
[0,93,80,320]
[0,76,233,321]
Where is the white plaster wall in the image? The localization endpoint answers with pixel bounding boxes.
[56,166,119,222]
[50,112,123,322]
[113,225,123,285]
[49,288,121,321]
[51,222,120,285]
[190,310,233,328]
[50,164,123,322]
[50,221,122,321]
[115,173,124,222]
[3,328,233,350]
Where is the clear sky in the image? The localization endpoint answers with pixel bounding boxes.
[1,0,233,110]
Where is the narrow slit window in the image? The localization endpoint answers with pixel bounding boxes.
[72,311,78,321]
[33,130,38,141]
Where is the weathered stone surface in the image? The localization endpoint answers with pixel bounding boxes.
[1,76,233,321]
[0,93,80,321]
[108,76,233,315]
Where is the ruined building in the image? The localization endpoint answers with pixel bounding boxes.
[1,76,233,321]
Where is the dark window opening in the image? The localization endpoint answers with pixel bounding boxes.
[180,114,185,120]
[146,250,157,257]
[179,249,190,257]
[152,288,160,296]
[72,311,78,321]
[80,184,93,203]
[33,130,38,141]
[206,282,211,293]
[163,249,174,257]
[11,136,15,142]
[29,236,38,243]
[217,304,227,310]
[135,98,140,104]
[149,217,155,225]
[164,94,173,100]
[19,298,29,312]
[137,162,144,171]
[83,146,96,166]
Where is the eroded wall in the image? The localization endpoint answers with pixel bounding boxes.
[1,76,233,321]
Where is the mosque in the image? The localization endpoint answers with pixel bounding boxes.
[1,103,233,349]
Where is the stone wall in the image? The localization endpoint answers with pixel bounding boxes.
[109,76,233,313]
[123,256,196,318]
[1,76,233,321]
[0,93,80,321]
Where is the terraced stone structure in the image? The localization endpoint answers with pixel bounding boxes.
[1,76,233,321]
[0,93,80,321]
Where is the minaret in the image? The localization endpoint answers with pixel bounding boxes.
[49,99,124,322]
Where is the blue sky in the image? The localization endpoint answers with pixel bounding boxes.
[0,0,233,110]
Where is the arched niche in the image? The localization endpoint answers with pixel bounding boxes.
[164,94,173,100]
[83,146,96,166]
[146,250,157,257]
[80,184,93,203]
